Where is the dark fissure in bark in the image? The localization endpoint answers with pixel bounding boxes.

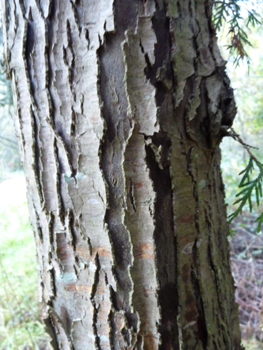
[145,133,179,349]
[31,108,45,204]
[98,32,133,304]
[151,7,173,105]
[191,244,208,348]
[97,0,140,342]
[149,5,181,348]
[91,253,102,350]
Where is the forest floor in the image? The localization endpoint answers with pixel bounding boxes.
[231,214,263,349]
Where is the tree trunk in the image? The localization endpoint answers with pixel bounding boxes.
[2,0,244,349]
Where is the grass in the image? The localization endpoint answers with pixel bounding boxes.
[0,173,48,350]
[242,339,263,350]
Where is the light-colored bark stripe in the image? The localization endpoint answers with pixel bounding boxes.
[3,0,117,348]
[47,1,116,348]
[122,16,161,349]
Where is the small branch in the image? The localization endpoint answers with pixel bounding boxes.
[0,135,17,145]
[0,139,18,150]
[214,1,238,8]
[236,296,260,312]
[227,127,259,162]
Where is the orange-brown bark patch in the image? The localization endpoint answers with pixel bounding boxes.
[134,243,154,259]
[179,213,195,224]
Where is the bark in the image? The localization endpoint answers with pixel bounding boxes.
[2,0,244,349]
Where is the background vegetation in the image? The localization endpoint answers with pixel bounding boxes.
[0,176,48,350]
[0,26,48,350]
[219,7,263,348]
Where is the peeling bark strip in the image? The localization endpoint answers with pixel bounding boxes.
[2,0,244,349]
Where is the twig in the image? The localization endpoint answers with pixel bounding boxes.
[227,127,259,162]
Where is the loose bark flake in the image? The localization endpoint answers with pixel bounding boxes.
[2,0,244,349]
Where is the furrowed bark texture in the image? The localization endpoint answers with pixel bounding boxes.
[2,0,244,349]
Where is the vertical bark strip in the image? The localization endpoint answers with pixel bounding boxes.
[2,0,244,349]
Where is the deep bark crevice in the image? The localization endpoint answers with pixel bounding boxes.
[97,1,141,346]
[145,134,179,349]
[91,253,102,350]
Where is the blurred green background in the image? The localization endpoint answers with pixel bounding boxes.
[0,176,48,350]
[0,29,48,350]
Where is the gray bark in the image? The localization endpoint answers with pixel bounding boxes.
[2,0,244,349]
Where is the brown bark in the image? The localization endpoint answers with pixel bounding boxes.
[2,0,244,349]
